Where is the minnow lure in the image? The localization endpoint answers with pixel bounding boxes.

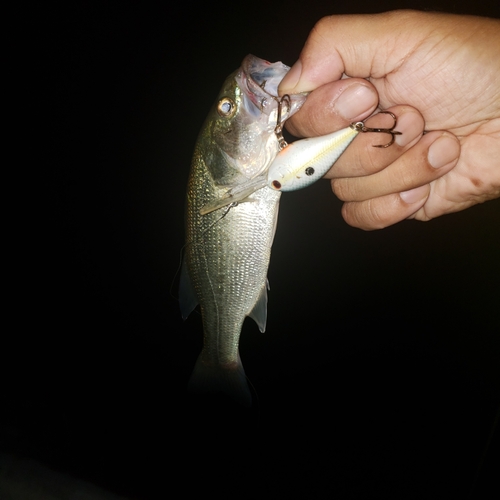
[267,110,401,192]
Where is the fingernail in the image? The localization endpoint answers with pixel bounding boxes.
[428,135,460,169]
[279,60,302,94]
[400,185,429,204]
[335,84,378,121]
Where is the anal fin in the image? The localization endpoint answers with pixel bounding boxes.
[248,280,269,333]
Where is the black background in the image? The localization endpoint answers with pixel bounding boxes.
[3,1,499,498]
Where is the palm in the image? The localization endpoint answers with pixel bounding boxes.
[370,20,500,219]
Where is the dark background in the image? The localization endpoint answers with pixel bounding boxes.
[3,1,499,498]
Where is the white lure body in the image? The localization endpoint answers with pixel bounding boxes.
[267,125,359,191]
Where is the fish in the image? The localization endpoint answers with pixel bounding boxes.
[179,55,306,407]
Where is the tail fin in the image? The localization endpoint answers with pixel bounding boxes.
[187,351,252,407]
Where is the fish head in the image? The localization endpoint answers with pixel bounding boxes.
[204,55,307,184]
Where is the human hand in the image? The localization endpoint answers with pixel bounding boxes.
[279,10,500,230]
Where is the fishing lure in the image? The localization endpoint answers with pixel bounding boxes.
[199,104,401,215]
[268,107,402,192]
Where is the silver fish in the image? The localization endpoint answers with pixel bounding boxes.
[180,55,306,406]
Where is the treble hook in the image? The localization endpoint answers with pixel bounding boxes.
[274,94,291,150]
[350,111,402,148]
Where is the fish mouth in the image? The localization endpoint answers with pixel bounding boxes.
[237,54,305,120]
[212,55,308,182]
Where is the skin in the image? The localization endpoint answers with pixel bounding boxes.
[279,10,500,230]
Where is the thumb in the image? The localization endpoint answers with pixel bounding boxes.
[279,11,424,95]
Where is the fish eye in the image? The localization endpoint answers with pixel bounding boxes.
[217,97,236,117]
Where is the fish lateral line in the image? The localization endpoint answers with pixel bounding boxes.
[175,197,240,313]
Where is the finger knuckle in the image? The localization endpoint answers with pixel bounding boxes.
[332,178,354,201]
[311,16,334,38]
[342,200,388,231]
[364,199,393,229]
[397,168,420,192]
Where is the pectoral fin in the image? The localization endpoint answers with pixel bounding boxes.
[200,176,268,215]
[248,280,269,333]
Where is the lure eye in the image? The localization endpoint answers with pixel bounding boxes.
[217,97,236,117]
